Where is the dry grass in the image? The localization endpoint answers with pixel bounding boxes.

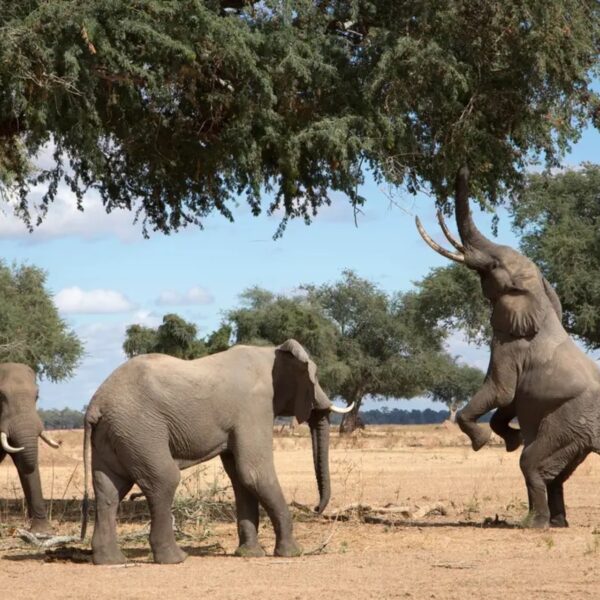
[1,424,600,599]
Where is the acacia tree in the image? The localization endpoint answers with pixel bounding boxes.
[0,2,597,234]
[123,313,231,358]
[0,261,83,380]
[424,355,484,423]
[227,271,447,433]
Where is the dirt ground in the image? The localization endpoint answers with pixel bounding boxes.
[1,424,600,599]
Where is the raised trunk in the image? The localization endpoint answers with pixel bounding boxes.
[454,166,499,262]
[308,409,331,514]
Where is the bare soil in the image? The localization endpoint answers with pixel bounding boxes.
[1,424,600,599]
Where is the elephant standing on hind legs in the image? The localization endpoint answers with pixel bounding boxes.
[417,165,600,528]
[81,339,351,565]
[0,363,61,534]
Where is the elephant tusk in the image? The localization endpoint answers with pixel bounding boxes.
[436,210,465,252]
[329,401,355,415]
[415,216,465,263]
[1,432,24,453]
[39,431,61,449]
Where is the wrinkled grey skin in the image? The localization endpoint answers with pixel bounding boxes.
[418,166,600,529]
[0,363,54,534]
[82,339,334,565]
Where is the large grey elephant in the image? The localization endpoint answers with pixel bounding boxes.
[416,165,600,528]
[0,363,61,534]
[81,339,351,565]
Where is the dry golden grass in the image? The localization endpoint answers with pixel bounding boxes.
[1,424,600,599]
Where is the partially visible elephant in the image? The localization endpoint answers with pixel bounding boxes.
[0,363,61,534]
[81,339,351,565]
[416,165,600,528]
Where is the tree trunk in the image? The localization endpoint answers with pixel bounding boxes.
[339,399,363,435]
[448,403,458,423]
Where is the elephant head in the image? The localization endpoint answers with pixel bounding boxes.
[273,339,352,513]
[416,166,561,338]
[0,363,60,474]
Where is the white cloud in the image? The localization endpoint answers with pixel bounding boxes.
[156,286,214,306]
[55,287,136,314]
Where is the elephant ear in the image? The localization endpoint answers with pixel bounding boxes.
[491,269,545,338]
[276,339,327,423]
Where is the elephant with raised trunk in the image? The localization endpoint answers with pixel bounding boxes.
[81,339,351,565]
[416,165,600,528]
[0,363,61,534]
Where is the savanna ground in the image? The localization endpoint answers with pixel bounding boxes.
[1,425,600,599]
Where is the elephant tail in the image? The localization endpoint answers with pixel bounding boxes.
[81,406,99,540]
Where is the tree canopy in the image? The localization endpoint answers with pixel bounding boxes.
[228,270,452,432]
[123,313,231,359]
[1,1,598,235]
[0,261,83,381]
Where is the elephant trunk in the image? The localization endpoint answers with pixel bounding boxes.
[454,165,498,269]
[308,409,331,514]
[7,418,42,475]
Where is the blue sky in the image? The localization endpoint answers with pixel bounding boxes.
[0,124,597,412]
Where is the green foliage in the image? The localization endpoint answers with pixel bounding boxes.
[0,2,597,234]
[410,264,491,345]
[123,313,231,359]
[423,354,484,414]
[511,164,600,348]
[0,261,83,381]
[227,271,450,426]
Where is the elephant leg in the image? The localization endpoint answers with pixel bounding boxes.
[91,464,133,565]
[220,452,264,557]
[10,455,52,535]
[234,449,300,557]
[137,459,186,564]
[547,450,588,528]
[490,405,522,452]
[520,438,584,529]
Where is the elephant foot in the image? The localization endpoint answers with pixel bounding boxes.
[29,518,53,535]
[525,513,549,529]
[470,427,491,452]
[502,430,522,453]
[274,539,303,557]
[550,515,569,528]
[152,544,188,564]
[234,543,266,558]
[93,547,128,566]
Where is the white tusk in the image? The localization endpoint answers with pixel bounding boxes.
[39,431,61,449]
[329,401,355,415]
[415,216,465,263]
[1,432,24,453]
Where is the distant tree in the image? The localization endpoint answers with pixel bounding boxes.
[424,355,485,423]
[38,407,85,430]
[0,261,83,381]
[228,271,447,434]
[123,314,230,359]
[511,164,600,348]
[1,2,597,234]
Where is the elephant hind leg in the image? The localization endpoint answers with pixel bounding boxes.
[136,459,186,564]
[520,437,587,529]
[547,450,589,528]
[91,464,133,565]
[220,452,264,557]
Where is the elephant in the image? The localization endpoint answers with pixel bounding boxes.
[81,339,352,565]
[416,165,600,528]
[0,363,61,534]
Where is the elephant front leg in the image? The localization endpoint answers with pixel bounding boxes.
[235,454,301,557]
[490,405,522,452]
[221,453,264,557]
[12,459,52,535]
